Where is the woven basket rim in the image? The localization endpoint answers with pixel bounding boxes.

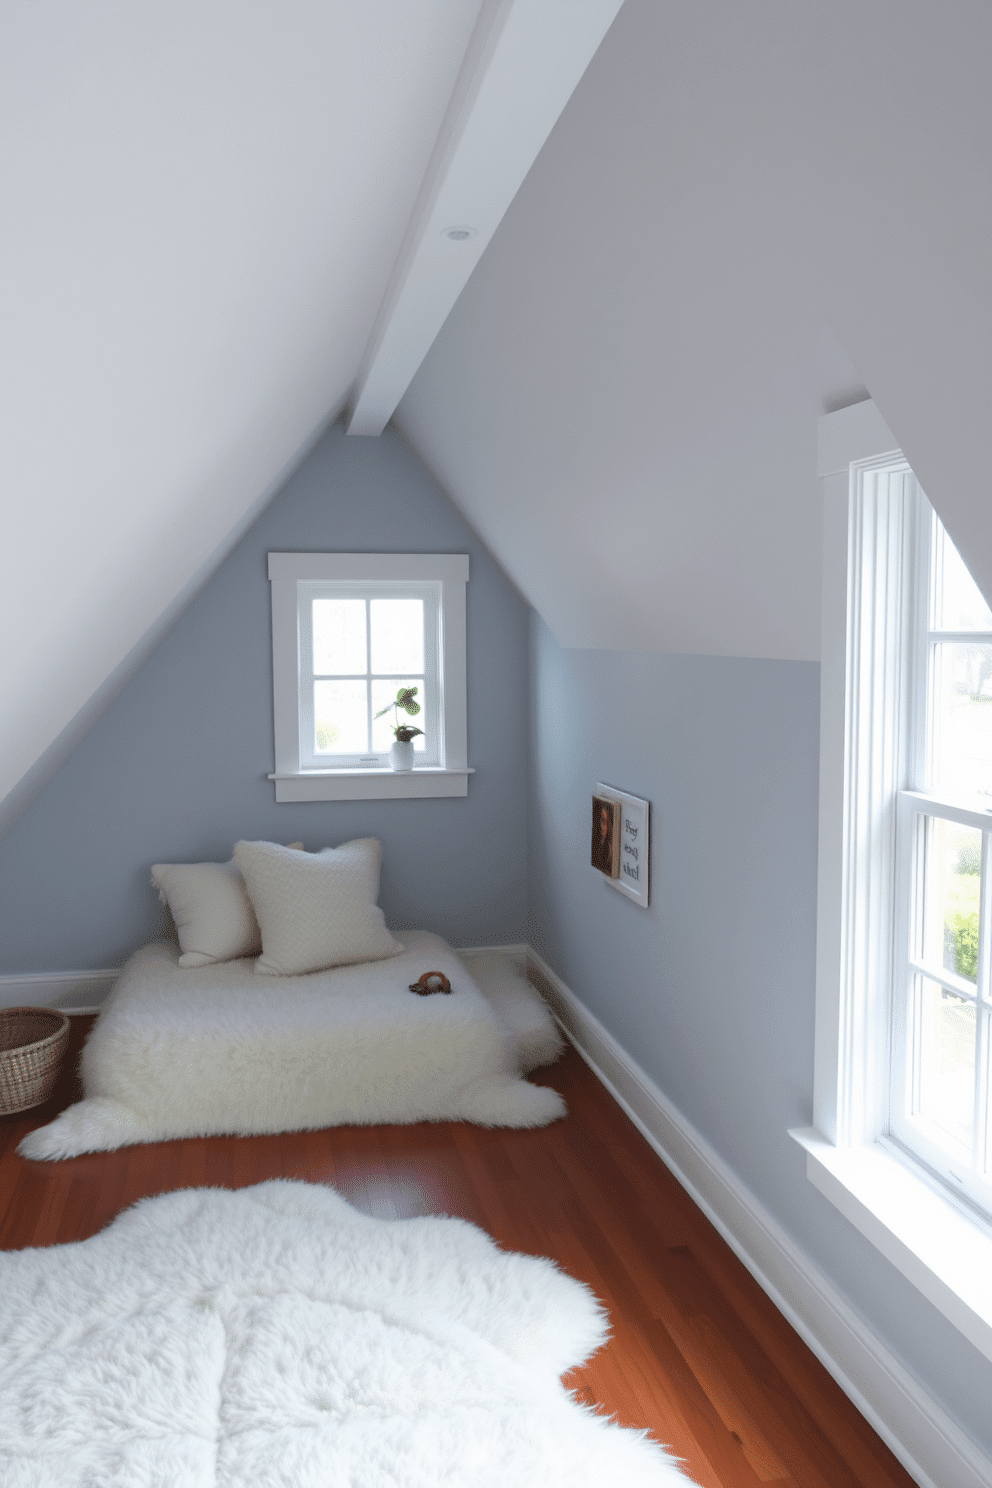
[0,1005,71,1055]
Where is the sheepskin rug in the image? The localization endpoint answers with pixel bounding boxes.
[0,1181,694,1487]
[21,933,565,1161]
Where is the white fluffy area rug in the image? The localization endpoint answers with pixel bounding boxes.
[0,1182,695,1488]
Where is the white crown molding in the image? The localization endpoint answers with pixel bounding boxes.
[817,398,900,478]
[524,945,992,1488]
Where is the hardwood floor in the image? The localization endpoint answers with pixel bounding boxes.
[0,1017,915,1488]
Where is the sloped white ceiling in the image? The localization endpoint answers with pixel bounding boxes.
[3,0,990,829]
[0,0,623,833]
[398,0,991,660]
[0,0,484,819]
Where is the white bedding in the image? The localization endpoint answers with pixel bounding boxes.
[20,933,565,1161]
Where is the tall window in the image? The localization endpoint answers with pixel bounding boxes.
[810,400,992,1216]
[892,506,992,1212]
[801,400,992,1356]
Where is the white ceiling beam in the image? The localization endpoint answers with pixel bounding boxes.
[346,0,624,436]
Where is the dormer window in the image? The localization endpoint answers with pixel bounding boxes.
[267,553,471,801]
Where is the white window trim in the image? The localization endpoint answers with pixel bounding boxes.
[789,399,992,1364]
[267,552,473,801]
[297,578,443,770]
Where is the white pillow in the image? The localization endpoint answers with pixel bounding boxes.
[233,837,402,976]
[152,844,304,968]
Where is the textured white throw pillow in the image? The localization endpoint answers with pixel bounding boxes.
[152,844,304,968]
[234,837,402,976]
[151,859,262,968]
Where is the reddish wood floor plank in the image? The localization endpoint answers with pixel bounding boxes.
[0,1018,918,1488]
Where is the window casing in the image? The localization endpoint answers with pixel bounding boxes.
[793,399,992,1363]
[268,553,471,801]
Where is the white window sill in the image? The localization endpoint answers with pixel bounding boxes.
[268,768,475,802]
[790,1126,992,1363]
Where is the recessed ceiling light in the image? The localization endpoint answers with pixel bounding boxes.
[442,226,477,241]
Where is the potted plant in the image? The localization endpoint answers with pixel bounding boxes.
[375,687,424,772]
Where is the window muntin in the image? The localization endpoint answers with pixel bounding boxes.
[267,552,469,802]
[891,512,992,1213]
[298,582,440,769]
[800,401,992,1353]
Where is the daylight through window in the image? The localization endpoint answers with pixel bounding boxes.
[267,552,470,802]
[798,401,992,1352]
[300,586,439,769]
[892,509,992,1211]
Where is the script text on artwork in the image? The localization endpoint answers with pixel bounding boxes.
[622,816,640,881]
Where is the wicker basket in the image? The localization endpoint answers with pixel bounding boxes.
[0,1007,72,1116]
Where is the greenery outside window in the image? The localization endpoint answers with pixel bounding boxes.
[792,399,992,1365]
[891,504,992,1213]
[267,553,470,801]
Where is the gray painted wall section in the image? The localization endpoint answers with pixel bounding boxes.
[526,612,992,1456]
[0,406,342,842]
[0,423,528,972]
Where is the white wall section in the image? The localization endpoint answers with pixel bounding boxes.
[0,0,483,826]
[347,0,625,436]
[399,0,991,661]
[397,0,867,660]
[3,0,989,797]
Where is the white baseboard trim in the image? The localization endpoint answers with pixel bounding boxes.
[0,943,528,1020]
[0,942,530,1019]
[3,942,986,1482]
[457,941,529,961]
[0,969,116,1014]
[525,946,992,1488]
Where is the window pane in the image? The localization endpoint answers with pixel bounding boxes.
[313,599,366,676]
[930,643,992,800]
[920,816,981,983]
[984,1010,992,1183]
[933,525,992,631]
[916,976,975,1165]
[313,679,368,754]
[370,599,424,675]
[371,677,427,753]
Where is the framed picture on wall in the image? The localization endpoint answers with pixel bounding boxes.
[594,783,650,907]
[591,795,621,877]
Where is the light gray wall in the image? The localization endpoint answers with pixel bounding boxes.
[400,0,992,661]
[0,423,529,972]
[527,612,992,1455]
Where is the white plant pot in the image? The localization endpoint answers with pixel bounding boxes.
[390,739,415,772]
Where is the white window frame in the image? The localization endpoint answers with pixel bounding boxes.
[790,400,992,1365]
[267,553,472,801]
[890,497,992,1213]
[297,580,442,771]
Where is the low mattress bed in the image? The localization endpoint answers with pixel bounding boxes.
[20,933,565,1161]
